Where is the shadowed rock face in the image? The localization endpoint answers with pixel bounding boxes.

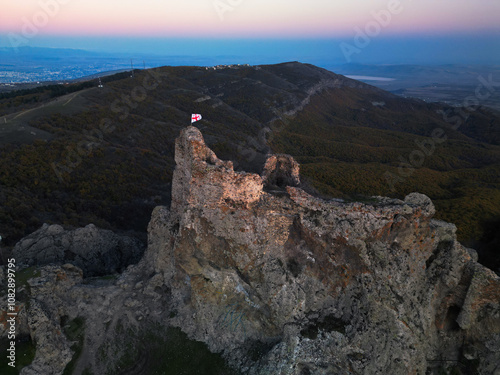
[12,223,144,277]
[146,126,500,374]
[4,126,499,375]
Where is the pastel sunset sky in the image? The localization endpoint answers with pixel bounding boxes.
[1,0,499,64]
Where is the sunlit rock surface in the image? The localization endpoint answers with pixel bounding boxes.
[3,126,499,375]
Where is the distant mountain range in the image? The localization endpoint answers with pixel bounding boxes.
[326,63,500,111]
[0,62,498,271]
[2,47,500,112]
[0,46,259,84]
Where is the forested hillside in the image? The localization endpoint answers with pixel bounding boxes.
[0,62,498,271]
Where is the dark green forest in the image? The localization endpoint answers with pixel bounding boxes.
[0,63,498,271]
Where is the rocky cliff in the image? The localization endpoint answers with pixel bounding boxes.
[2,126,499,375]
[144,126,500,374]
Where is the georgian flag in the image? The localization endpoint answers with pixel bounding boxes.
[191,114,202,123]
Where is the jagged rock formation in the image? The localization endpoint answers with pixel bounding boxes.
[1,126,499,375]
[262,154,300,189]
[12,223,145,276]
[145,126,500,374]
[21,265,83,375]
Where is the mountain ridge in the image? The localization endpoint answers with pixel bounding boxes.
[0,61,498,271]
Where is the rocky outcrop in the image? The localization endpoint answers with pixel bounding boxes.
[170,126,264,222]
[12,223,145,277]
[262,154,300,189]
[3,126,499,375]
[145,126,500,374]
[21,265,83,375]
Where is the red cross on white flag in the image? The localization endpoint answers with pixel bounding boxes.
[191,114,202,123]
